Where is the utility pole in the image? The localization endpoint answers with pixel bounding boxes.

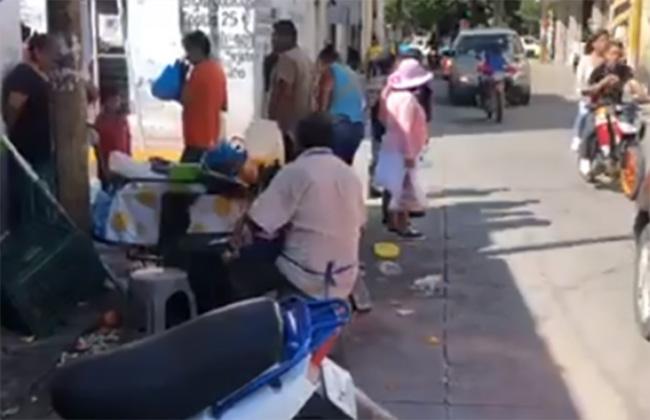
[47,0,90,232]
[493,0,505,26]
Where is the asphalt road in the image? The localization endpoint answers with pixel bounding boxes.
[344,63,650,420]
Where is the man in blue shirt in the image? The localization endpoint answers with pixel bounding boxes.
[315,45,365,165]
[481,44,508,74]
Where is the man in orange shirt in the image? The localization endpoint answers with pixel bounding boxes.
[181,31,228,163]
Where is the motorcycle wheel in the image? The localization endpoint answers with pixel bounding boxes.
[495,90,504,123]
[620,144,645,200]
[485,89,497,120]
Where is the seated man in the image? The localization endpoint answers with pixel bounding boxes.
[228,112,366,300]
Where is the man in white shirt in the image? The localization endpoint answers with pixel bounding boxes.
[229,112,366,300]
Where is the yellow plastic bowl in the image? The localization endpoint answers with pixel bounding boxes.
[374,242,401,259]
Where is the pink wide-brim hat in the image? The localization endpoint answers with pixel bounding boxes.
[388,58,433,90]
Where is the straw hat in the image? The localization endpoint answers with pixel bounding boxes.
[388,58,432,90]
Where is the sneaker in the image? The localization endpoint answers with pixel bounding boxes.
[601,145,611,157]
[570,136,581,152]
[579,158,591,176]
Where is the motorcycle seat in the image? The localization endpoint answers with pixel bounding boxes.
[51,297,284,419]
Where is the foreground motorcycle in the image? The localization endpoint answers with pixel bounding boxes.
[579,103,647,199]
[51,297,357,419]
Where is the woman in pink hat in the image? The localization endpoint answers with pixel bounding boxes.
[373,58,431,239]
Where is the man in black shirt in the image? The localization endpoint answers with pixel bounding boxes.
[1,34,56,227]
[584,40,633,105]
[2,34,55,169]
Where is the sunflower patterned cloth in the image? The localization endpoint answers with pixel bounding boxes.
[100,182,246,246]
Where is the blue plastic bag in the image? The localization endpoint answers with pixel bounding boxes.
[202,139,248,178]
[151,60,184,102]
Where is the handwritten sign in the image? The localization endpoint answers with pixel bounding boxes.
[217,0,255,80]
[179,0,215,34]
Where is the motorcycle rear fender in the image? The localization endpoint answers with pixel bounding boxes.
[195,356,318,420]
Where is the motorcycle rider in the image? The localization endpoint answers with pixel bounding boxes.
[571,29,609,152]
[579,40,647,173]
[480,43,508,75]
[477,43,508,105]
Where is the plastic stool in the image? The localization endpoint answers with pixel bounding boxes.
[129,267,197,334]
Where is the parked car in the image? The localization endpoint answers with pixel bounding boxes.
[521,35,541,58]
[447,28,531,106]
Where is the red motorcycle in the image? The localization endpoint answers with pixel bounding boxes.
[581,103,646,199]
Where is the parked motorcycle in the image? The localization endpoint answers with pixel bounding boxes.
[579,103,647,199]
[50,297,358,419]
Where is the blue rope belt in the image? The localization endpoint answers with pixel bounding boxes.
[279,252,356,298]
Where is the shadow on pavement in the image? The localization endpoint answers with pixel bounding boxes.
[428,187,510,199]
[481,234,632,258]
[343,187,580,419]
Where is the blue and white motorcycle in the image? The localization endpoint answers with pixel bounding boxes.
[51,297,357,419]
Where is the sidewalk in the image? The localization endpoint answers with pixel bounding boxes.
[341,138,449,418]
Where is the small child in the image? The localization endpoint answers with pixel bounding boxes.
[93,86,131,188]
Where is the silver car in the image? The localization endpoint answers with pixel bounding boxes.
[447,28,531,106]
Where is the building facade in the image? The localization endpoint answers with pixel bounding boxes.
[3,0,384,155]
[0,0,22,137]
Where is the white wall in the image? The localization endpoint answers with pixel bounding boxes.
[0,0,22,137]
[123,0,336,149]
[127,0,184,148]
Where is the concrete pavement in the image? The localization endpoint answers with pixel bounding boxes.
[344,63,650,420]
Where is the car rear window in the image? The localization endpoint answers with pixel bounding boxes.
[455,34,517,55]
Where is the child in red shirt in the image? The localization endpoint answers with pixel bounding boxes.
[93,86,131,188]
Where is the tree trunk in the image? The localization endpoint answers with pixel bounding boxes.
[47,0,90,232]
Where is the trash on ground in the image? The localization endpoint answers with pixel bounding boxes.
[377,261,403,277]
[30,396,38,404]
[58,329,122,366]
[395,308,415,317]
[20,336,36,344]
[411,274,443,297]
[427,335,441,346]
[374,242,400,259]
[1,406,19,417]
